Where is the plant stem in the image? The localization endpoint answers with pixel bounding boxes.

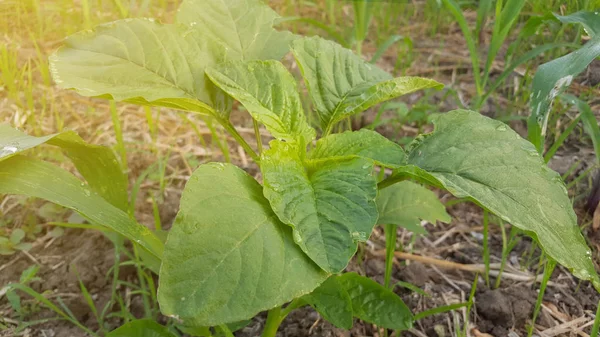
[377,174,408,189]
[220,119,259,163]
[384,224,397,289]
[253,118,263,155]
[482,211,490,287]
[261,299,303,337]
[591,299,600,337]
[218,325,235,337]
[262,307,283,337]
[281,298,305,318]
[527,258,556,337]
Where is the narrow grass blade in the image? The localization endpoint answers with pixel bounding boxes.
[441,0,482,95]
[3,284,97,336]
[561,94,600,164]
[591,299,600,337]
[475,0,493,41]
[414,302,469,321]
[527,258,557,337]
[543,112,581,163]
[370,35,405,64]
[384,224,397,289]
[394,281,430,297]
[483,211,490,287]
[480,42,575,106]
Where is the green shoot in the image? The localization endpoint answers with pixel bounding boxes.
[527,258,557,337]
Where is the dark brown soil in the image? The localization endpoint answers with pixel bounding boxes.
[0,229,133,337]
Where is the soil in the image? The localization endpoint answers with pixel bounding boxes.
[0,229,146,337]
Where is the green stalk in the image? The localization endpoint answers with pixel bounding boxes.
[462,275,479,336]
[414,302,469,321]
[591,299,600,337]
[482,211,490,287]
[261,307,283,337]
[260,299,304,337]
[543,114,582,163]
[384,224,397,289]
[203,117,231,163]
[495,226,519,289]
[253,119,263,155]
[220,119,259,163]
[527,258,556,337]
[218,325,235,337]
[133,245,153,318]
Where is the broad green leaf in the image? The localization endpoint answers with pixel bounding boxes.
[205,61,315,143]
[338,273,413,330]
[158,163,327,326]
[377,181,450,235]
[396,110,599,288]
[50,19,222,112]
[176,0,295,62]
[303,276,353,329]
[308,129,406,168]
[261,140,378,273]
[0,156,163,259]
[50,0,292,117]
[291,37,442,132]
[0,125,128,210]
[528,11,600,151]
[107,319,176,337]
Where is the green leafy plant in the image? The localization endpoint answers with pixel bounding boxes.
[0,229,32,255]
[2,0,599,336]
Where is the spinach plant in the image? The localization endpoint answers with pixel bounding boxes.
[2,0,599,335]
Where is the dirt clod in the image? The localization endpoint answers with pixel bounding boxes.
[475,286,536,334]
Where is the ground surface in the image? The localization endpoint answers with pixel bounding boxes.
[1,0,600,336]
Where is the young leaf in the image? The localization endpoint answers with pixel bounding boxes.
[107,319,176,337]
[303,276,353,329]
[158,163,328,327]
[291,36,442,133]
[176,0,295,62]
[377,181,451,234]
[205,60,315,144]
[49,0,293,117]
[0,125,128,210]
[394,110,599,288]
[0,156,163,259]
[260,140,378,273]
[308,129,406,168]
[528,11,600,151]
[338,273,413,330]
